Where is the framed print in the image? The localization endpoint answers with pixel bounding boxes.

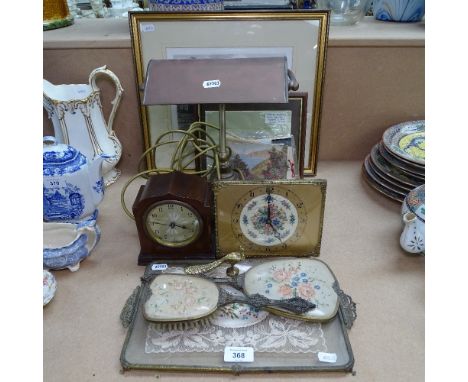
[200,92,308,178]
[129,11,329,175]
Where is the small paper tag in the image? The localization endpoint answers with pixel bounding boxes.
[202,79,221,89]
[140,24,155,33]
[45,177,64,188]
[318,352,337,363]
[151,263,168,271]
[224,347,254,363]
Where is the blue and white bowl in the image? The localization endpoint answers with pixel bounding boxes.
[43,221,101,271]
[373,0,425,22]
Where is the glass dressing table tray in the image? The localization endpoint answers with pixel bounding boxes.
[120,258,356,373]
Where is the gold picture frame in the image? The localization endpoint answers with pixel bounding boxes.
[129,11,329,176]
[212,179,327,258]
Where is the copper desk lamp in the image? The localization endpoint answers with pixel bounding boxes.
[142,57,299,179]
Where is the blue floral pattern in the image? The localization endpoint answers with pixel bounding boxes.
[93,178,105,195]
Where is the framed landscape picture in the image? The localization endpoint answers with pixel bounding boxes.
[199,93,308,178]
[129,11,329,175]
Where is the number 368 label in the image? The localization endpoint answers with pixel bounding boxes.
[223,346,254,363]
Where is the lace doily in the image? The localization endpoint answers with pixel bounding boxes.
[145,315,327,354]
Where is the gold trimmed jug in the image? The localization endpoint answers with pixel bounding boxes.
[43,66,123,186]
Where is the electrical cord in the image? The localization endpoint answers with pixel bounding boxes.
[121,120,244,220]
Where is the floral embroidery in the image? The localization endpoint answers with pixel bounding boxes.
[146,276,214,319]
[240,193,299,245]
[158,279,207,313]
[247,230,258,239]
[264,263,323,301]
[216,303,262,321]
[251,204,287,234]
[281,199,291,210]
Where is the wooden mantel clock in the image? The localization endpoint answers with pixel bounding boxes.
[132,171,214,265]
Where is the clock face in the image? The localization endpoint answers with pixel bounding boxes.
[144,200,202,248]
[213,180,326,258]
[232,186,306,250]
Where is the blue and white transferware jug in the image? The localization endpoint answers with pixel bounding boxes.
[43,136,107,222]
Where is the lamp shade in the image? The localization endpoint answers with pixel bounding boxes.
[142,57,290,105]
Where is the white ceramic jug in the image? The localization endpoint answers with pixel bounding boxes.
[43,66,123,186]
[400,185,425,255]
[400,212,425,254]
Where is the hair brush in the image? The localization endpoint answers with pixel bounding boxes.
[143,273,315,329]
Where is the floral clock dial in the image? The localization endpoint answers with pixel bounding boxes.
[231,186,307,252]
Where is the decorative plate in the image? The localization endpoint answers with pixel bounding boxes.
[364,156,408,197]
[210,302,269,328]
[381,141,425,169]
[370,144,423,188]
[243,258,339,321]
[382,120,425,165]
[403,184,425,222]
[378,143,425,178]
[367,155,413,192]
[362,164,405,203]
[43,270,57,306]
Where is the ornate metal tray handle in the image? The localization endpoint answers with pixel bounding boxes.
[333,282,357,329]
[120,286,140,329]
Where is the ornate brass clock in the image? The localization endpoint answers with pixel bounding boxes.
[132,171,214,264]
[212,180,326,258]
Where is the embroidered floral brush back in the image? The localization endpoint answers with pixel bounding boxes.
[243,259,339,320]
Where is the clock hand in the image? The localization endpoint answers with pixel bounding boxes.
[264,190,281,242]
[153,221,188,229]
[266,190,272,222]
[268,221,283,243]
